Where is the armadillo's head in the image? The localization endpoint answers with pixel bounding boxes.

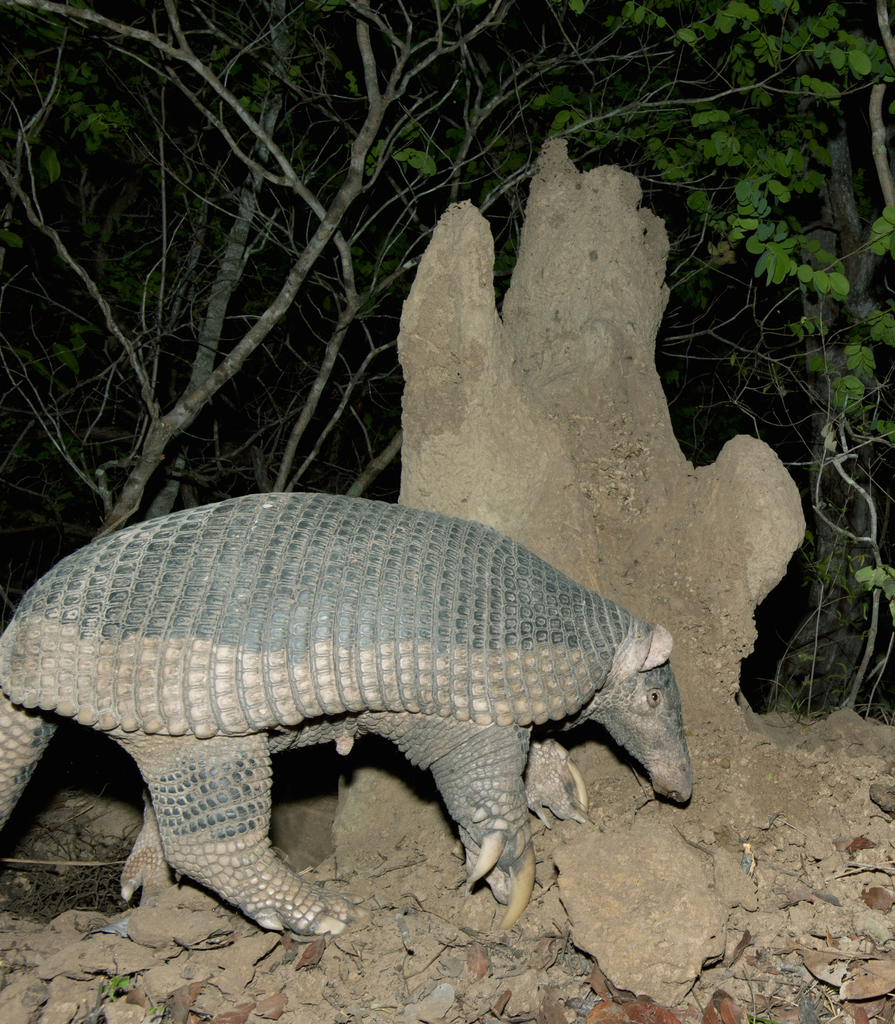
[587,624,692,803]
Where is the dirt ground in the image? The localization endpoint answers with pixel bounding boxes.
[1,698,894,1024]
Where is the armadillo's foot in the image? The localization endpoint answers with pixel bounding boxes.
[239,873,369,936]
[462,828,536,929]
[114,731,368,937]
[120,791,175,903]
[421,720,536,930]
[525,739,590,827]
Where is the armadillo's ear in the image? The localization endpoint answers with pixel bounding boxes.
[641,624,673,671]
[611,625,673,678]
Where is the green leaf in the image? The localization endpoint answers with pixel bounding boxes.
[771,252,790,284]
[52,343,79,374]
[813,270,831,294]
[797,264,814,284]
[0,229,23,248]
[677,28,697,44]
[40,147,61,183]
[848,48,872,77]
[726,1,759,21]
[829,272,849,296]
[735,179,752,203]
[393,148,436,177]
[854,565,895,621]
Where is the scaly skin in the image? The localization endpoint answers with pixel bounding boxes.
[0,494,691,933]
[0,692,56,826]
[114,731,364,935]
[119,717,591,931]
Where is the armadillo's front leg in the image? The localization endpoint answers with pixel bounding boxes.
[114,732,362,936]
[365,713,535,929]
[466,738,591,907]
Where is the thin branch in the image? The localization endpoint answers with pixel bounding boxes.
[285,339,397,491]
[346,429,403,497]
[0,161,158,421]
[869,84,895,208]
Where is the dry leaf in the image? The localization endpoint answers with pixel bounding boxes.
[587,964,637,1003]
[712,990,745,1024]
[847,837,877,852]
[125,985,149,1008]
[589,963,612,1002]
[541,988,568,1024]
[587,998,683,1024]
[841,960,895,1001]
[861,888,895,911]
[467,942,489,980]
[254,992,288,1020]
[529,937,559,971]
[774,883,815,907]
[168,982,207,1024]
[295,936,326,969]
[728,931,752,968]
[854,1007,871,1024]
[492,990,511,1016]
[212,1002,255,1024]
[700,1001,720,1024]
[802,950,849,987]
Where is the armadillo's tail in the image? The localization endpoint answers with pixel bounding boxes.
[0,690,56,830]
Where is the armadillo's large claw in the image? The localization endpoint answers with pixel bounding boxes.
[254,909,286,931]
[566,756,589,816]
[467,830,506,887]
[312,913,352,935]
[499,845,536,930]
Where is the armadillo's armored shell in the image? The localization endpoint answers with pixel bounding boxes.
[0,494,630,738]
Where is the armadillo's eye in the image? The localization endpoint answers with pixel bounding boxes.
[647,689,661,707]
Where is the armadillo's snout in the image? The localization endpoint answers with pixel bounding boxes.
[650,763,692,804]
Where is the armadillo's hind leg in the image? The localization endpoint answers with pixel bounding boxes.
[120,792,175,904]
[0,692,56,830]
[114,731,365,936]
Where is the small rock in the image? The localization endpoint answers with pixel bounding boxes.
[38,1000,82,1024]
[436,953,463,978]
[0,977,49,1024]
[125,907,225,948]
[869,784,895,815]
[405,982,454,1023]
[102,1004,145,1024]
[556,822,725,1006]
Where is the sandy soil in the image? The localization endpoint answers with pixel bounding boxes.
[1,702,894,1024]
